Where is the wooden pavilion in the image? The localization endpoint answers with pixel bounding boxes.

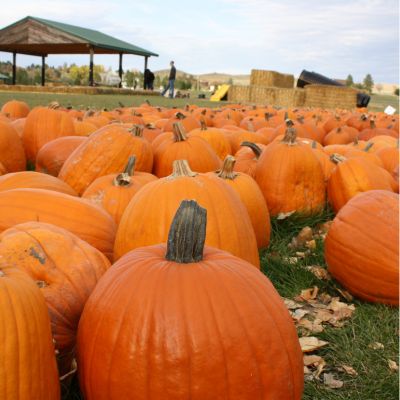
[0,16,158,87]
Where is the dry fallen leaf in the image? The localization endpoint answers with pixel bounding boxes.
[303,354,323,366]
[299,336,328,353]
[277,211,296,220]
[305,239,316,250]
[323,373,344,389]
[328,298,355,320]
[298,318,324,333]
[305,265,331,280]
[336,288,354,302]
[295,286,319,302]
[388,360,398,372]
[316,221,333,234]
[283,256,299,265]
[304,365,312,375]
[340,364,358,376]
[288,226,313,249]
[283,298,303,310]
[295,251,307,258]
[291,308,309,321]
[369,342,385,350]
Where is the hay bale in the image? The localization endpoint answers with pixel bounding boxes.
[228,85,251,103]
[304,85,357,110]
[248,86,305,108]
[250,69,294,88]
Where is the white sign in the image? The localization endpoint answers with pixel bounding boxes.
[384,105,397,115]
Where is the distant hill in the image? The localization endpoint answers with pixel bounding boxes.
[154,69,250,85]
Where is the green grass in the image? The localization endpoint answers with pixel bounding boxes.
[0,90,221,110]
[368,94,399,112]
[261,210,399,400]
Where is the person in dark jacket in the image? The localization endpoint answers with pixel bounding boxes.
[161,61,176,98]
[144,68,155,90]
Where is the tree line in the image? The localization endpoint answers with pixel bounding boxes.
[345,73,398,96]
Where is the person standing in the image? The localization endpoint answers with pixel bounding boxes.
[161,61,176,98]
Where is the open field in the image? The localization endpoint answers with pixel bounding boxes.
[0,90,397,112]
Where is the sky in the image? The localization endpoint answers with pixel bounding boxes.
[0,0,398,83]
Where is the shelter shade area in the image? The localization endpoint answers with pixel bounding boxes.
[0,16,158,86]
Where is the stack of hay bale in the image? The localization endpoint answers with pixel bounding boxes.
[228,69,357,109]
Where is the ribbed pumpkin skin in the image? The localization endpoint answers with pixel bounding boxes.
[0,222,110,375]
[0,263,60,399]
[327,158,395,212]
[325,190,399,305]
[255,138,326,216]
[153,135,221,177]
[1,100,30,119]
[82,172,157,224]
[59,125,153,195]
[77,245,303,400]
[23,107,75,162]
[36,136,87,176]
[0,188,116,260]
[114,173,260,267]
[0,171,77,196]
[0,120,26,172]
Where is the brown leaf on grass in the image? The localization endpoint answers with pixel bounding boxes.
[291,308,309,321]
[298,318,324,333]
[318,292,333,304]
[305,265,331,280]
[283,256,299,265]
[303,355,326,378]
[388,360,398,372]
[328,298,355,319]
[316,221,333,234]
[304,365,312,375]
[314,309,334,322]
[303,354,323,366]
[299,336,328,353]
[283,298,303,310]
[323,373,344,389]
[288,226,313,249]
[305,239,316,250]
[336,288,354,302]
[339,364,358,376]
[295,251,307,258]
[368,342,385,350]
[295,286,319,302]
[276,211,296,220]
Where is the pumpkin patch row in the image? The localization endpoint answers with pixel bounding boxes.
[0,98,398,399]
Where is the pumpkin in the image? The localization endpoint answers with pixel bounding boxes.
[0,120,26,172]
[36,136,88,176]
[82,156,158,224]
[0,188,116,259]
[0,261,60,398]
[78,200,303,400]
[23,106,75,162]
[311,142,335,182]
[323,126,357,146]
[152,122,221,177]
[1,99,30,119]
[0,171,77,195]
[375,145,399,175]
[327,155,395,212]
[162,111,201,132]
[73,119,98,136]
[11,117,26,138]
[59,124,153,195]
[233,141,265,178]
[0,222,110,375]
[114,160,260,267]
[210,155,270,248]
[255,128,326,216]
[325,190,399,305]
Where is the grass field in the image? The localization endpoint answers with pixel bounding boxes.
[0,90,398,112]
[62,208,399,400]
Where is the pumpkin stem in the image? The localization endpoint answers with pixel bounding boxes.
[285,118,294,128]
[172,122,188,142]
[311,141,317,149]
[0,270,4,277]
[364,142,374,152]
[130,125,144,137]
[240,141,262,158]
[165,200,207,263]
[353,137,359,145]
[170,160,197,178]
[281,127,297,145]
[330,153,347,164]
[113,156,136,186]
[175,112,186,120]
[369,120,376,129]
[48,101,60,110]
[200,120,207,131]
[217,155,237,180]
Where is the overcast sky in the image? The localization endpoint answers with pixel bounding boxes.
[0,0,398,83]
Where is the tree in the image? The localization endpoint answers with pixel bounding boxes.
[345,74,354,87]
[363,74,374,94]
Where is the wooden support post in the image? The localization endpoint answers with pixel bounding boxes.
[144,56,148,88]
[118,53,123,88]
[12,52,16,85]
[89,48,94,86]
[41,55,46,86]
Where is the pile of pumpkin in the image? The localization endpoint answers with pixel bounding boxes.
[0,99,398,399]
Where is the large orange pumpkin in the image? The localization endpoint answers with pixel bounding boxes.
[0,261,60,398]
[255,128,326,216]
[82,156,158,224]
[23,106,75,162]
[78,200,303,400]
[325,190,399,305]
[59,124,153,195]
[0,222,110,375]
[0,188,116,259]
[0,120,26,172]
[114,160,259,267]
[1,99,30,119]
[210,155,271,249]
